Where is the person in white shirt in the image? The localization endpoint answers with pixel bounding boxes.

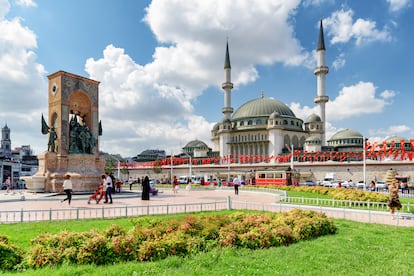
[104,172,113,204]
[233,177,240,195]
[61,174,73,207]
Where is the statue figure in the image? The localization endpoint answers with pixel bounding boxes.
[41,114,57,152]
[68,115,95,154]
[48,127,58,152]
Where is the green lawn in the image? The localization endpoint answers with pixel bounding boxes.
[1,212,413,275]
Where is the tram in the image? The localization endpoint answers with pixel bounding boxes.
[255,169,300,186]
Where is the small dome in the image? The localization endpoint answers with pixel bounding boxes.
[184,139,209,149]
[329,129,363,141]
[306,113,321,123]
[269,111,281,119]
[232,96,295,120]
[212,123,219,131]
[220,118,232,124]
[385,135,406,143]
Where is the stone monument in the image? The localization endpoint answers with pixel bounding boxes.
[24,71,105,192]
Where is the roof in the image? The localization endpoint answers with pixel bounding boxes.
[385,135,407,143]
[317,20,326,51]
[328,129,363,141]
[184,139,209,149]
[232,96,295,120]
[306,113,321,123]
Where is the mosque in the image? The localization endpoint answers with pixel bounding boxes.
[181,21,365,161]
[133,21,413,186]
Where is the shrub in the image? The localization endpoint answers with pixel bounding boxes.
[0,235,24,271]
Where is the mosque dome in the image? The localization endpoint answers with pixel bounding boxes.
[232,96,295,120]
[184,139,209,149]
[385,135,406,143]
[306,113,321,123]
[269,111,281,119]
[329,129,363,141]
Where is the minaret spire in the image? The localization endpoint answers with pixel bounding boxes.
[313,19,329,146]
[222,40,234,120]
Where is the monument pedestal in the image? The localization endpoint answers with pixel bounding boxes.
[26,151,105,192]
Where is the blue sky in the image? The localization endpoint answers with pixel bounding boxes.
[0,0,413,157]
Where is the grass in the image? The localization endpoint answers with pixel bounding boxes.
[1,212,414,275]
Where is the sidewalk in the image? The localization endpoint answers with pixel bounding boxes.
[0,188,412,226]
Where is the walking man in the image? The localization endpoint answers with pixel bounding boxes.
[104,172,113,204]
[233,177,240,195]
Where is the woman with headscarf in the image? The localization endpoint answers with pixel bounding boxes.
[142,176,150,200]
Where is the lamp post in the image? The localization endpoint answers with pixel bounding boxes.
[170,151,174,183]
[182,151,192,179]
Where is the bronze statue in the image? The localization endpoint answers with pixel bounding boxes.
[41,114,57,152]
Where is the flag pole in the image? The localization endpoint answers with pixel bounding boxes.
[363,137,366,190]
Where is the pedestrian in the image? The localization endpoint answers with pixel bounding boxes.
[109,173,116,193]
[233,177,240,195]
[4,176,11,193]
[115,179,122,193]
[88,178,104,204]
[186,178,192,191]
[96,174,106,204]
[142,176,150,200]
[104,172,113,204]
[370,180,376,191]
[388,180,402,219]
[60,174,73,207]
[173,176,179,194]
[218,178,222,188]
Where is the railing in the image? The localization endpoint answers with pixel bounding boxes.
[284,196,413,213]
[0,201,229,224]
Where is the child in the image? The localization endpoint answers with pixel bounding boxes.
[88,182,103,204]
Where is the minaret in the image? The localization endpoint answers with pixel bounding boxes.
[1,124,11,156]
[221,41,234,119]
[313,19,329,146]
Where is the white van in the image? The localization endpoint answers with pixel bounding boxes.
[178,176,188,184]
[191,176,202,184]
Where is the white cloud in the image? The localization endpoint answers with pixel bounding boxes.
[368,125,412,142]
[84,0,319,156]
[302,0,334,7]
[386,0,411,12]
[0,2,47,155]
[327,81,393,121]
[380,89,396,99]
[15,0,37,7]
[324,8,391,45]
[291,81,394,124]
[0,0,10,19]
[332,53,346,70]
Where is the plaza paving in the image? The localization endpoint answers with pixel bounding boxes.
[0,187,413,226]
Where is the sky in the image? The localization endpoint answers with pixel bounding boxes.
[1,0,413,158]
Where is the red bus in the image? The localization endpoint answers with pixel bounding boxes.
[255,170,299,186]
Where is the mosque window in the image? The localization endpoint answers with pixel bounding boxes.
[256,119,262,125]
[248,120,252,125]
[290,121,294,125]
[283,120,288,125]
[240,121,244,126]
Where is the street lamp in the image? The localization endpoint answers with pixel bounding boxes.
[182,151,192,179]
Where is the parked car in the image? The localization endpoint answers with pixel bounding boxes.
[305,180,315,186]
[376,181,387,191]
[356,181,366,189]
